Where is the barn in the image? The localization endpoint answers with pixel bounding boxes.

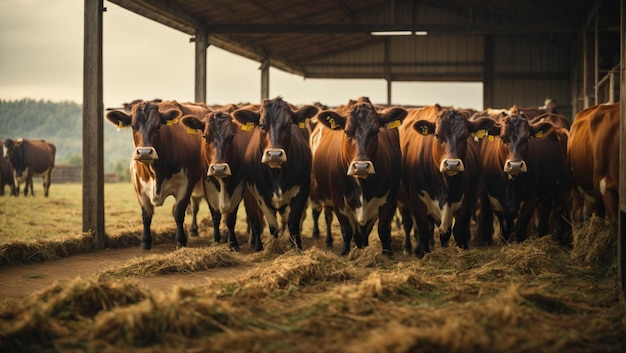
[1,0,619,351]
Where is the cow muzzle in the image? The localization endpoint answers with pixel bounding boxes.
[134,147,159,162]
[439,158,464,176]
[347,160,375,178]
[261,148,287,168]
[503,160,527,175]
[208,163,232,177]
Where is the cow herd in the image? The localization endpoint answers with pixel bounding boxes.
[4,97,617,260]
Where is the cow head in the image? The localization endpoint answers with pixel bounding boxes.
[232,97,318,168]
[317,98,407,178]
[3,138,25,177]
[182,110,236,178]
[413,109,495,176]
[106,101,182,163]
[488,114,555,176]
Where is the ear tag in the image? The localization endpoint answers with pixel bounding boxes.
[117,121,123,130]
[535,131,544,138]
[299,122,305,128]
[476,129,485,139]
[241,122,255,131]
[488,135,494,141]
[187,127,197,134]
[385,120,401,129]
[327,117,337,130]
[419,126,429,135]
[166,117,179,126]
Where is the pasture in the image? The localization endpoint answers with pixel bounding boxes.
[0,182,625,352]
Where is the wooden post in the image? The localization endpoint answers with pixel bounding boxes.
[83,0,105,248]
[260,56,270,101]
[194,24,208,103]
[619,0,626,296]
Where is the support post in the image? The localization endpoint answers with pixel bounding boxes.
[83,0,105,249]
[619,0,626,297]
[194,24,208,103]
[260,56,270,100]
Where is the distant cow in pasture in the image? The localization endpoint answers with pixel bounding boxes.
[232,97,318,251]
[3,138,56,197]
[568,102,619,225]
[400,105,495,258]
[310,97,407,255]
[475,109,571,245]
[106,100,210,250]
[181,109,263,251]
[0,141,16,196]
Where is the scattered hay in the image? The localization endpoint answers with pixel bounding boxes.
[571,216,617,268]
[99,246,241,278]
[348,245,396,268]
[0,233,94,266]
[106,227,176,249]
[494,236,567,275]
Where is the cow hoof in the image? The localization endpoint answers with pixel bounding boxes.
[190,230,199,237]
[140,243,152,250]
[176,241,187,249]
[382,249,393,257]
[403,248,411,256]
[229,244,240,252]
[326,242,333,249]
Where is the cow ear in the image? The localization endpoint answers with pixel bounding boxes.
[412,120,435,135]
[106,110,132,128]
[469,117,496,136]
[292,105,319,124]
[380,107,408,129]
[232,108,260,128]
[181,115,205,132]
[487,124,501,137]
[160,109,182,125]
[317,111,345,130]
[529,121,554,139]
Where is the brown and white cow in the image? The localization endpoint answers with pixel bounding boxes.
[311,97,407,255]
[181,109,263,251]
[3,138,56,197]
[476,111,571,245]
[0,141,16,196]
[401,105,495,258]
[106,100,210,250]
[568,102,619,225]
[232,97,318,251]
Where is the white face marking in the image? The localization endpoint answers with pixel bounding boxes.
[418,191,463,233]
[205,178,244,214]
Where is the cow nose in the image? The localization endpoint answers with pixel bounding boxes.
[261,148,287,168]
[208,163,231,177]
[504,160,527,175]
[134,147,159,161]
[347,160,375,178]
[439,158,464,176]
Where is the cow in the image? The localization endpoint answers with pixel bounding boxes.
[3,138,56,197]
[0,141,16,196]
[105,100,210,250]
[400,104,496,258]
[311,97,408,256]
[181,109,263,251]
[476,110,571,245]
[568,102,619,225]
[231,97,318,251]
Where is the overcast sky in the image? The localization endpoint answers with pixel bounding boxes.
[0,0,483,110]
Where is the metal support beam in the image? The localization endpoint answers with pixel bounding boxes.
[194,25,208,103]
[260,56,270,101]
[83,0,105,248]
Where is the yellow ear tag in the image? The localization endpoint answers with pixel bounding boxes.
[419,126,429,135]
[166,117,179,126]
[298,122,305,128]
[488,135,494,141]
[241,122,254,131]
[476,129,485,139]
[327,117,337,129]
[385,120,401,129]
[187,127,197,134]
[535,131,544,138]
[118,121,123,129]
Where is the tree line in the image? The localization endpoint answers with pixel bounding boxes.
[0,98,134,181]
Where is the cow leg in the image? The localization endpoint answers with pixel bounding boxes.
[173,199,189,248]
[43,171,51,197]
[452,208,472,249]
[477,193,495,245]
[535,201,551,237]
[225,207,240,251]
[324,207,334,248]
[140,207,153,250]
[209,206,222,244]
[377,205,395,256]
[514,201,535,242]
[414,208,433,259]
[336,213,354,255]
[287,198,308,250]
[311,206,322,239]
[189,197,200,237]
[400,206,414,255]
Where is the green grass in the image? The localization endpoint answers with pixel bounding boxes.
[0,182,205,243]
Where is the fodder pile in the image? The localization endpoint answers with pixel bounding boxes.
[571,215,617,268]
[0,219,624,353]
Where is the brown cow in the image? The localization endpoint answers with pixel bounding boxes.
[311,97,407,255]
[232,97,318,251]
[0,141,16,196]
[568,102,619,225]
[401,105,495,258]
[3,138,56,197]
[181,109,263,251]
[106,100,210,250]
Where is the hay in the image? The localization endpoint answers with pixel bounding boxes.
[99,246,241,278]
[348,245,396,268]
[571,216,617,268]
[0,233,94,266]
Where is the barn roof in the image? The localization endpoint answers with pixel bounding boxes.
[108,0,619,82]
